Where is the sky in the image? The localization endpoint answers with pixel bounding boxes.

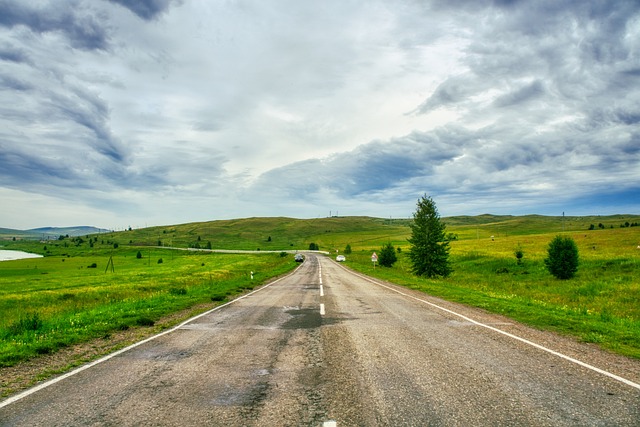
[1,0,639,230]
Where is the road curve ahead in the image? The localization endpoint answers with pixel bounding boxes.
[1,253,639,426]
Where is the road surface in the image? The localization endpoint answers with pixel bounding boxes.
[1,253,639,426]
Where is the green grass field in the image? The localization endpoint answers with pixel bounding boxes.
[1,213,639,370]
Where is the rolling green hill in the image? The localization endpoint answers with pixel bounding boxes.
[97,216,411,252]
[4,214,638,251]
[92,214,640,253]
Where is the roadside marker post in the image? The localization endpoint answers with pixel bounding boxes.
[371,252,378,269]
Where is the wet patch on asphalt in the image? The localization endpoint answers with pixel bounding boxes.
[281,307,342,330]
[209,381,271,409]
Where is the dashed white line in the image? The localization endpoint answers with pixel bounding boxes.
[320,284,324,297]
[320,303,326,316]
[323,421,337,427]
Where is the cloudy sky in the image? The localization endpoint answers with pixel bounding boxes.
[1,0,639,230]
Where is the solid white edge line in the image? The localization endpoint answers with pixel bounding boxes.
[0,263,305,409]
[344,267,640,391]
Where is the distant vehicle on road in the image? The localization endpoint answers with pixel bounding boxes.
[294,254,304,262]
[336,255,346,262]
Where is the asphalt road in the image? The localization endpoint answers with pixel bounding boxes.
[1,253,639,426]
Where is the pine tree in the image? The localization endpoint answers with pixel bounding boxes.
[544,235,579,279]
[408,195,451,277]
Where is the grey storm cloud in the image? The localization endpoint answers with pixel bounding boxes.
[47,88,126,162]
[0,73,32,91]
[493,81,545,108]
[108,0,178,20]
[0,0,110,50]
[416,0,640,114]
[251,127,471,200]
[0,44,29,63]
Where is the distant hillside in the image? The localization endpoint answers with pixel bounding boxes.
[28,226,110,237]
[3,214,638,246]
[96,214,640,252]
[0,228,31,240]
[0,226,110,240]
[108,216,403,251]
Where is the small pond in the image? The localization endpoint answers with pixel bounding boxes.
[0,250,44,262]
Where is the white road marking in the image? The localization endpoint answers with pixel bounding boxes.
[323,421,337,427]
[344,267,640,391]
[0,264,306,409]
[319,263,326,314]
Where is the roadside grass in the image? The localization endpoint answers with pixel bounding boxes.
[0,245,297,368]
[343,226,640,359]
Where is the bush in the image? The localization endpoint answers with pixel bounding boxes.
[308,243,319,250]
[379,242,397,267]
[514,245,524,265]
[8,312,43,335]
[344,244,352,254]
[544,235,579,279]
[136,251,143,259]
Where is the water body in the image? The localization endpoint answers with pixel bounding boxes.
[0,250,44,261]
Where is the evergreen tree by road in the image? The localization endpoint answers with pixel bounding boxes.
[408,195,451,277]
